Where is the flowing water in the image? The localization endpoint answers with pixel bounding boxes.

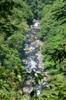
[22,20,48,96]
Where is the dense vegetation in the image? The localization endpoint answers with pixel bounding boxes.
[0,0,66,100]
[0,0,33,99]
[37,0,66,100]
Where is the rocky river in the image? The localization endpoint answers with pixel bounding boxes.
[22,20,48,96]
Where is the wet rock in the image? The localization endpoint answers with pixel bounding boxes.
[22,79,35,94]
[23,86,33,94]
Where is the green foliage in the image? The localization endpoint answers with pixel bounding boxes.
[7,33,25,50]
[0,0,66,99]
[36,0,66,99]
[25,0,45,19]
[0,0,33,99]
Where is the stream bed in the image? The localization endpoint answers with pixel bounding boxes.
[22,20,48,96]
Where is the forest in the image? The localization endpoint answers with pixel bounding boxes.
[0,0,66,100]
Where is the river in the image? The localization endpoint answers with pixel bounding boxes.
[22,20,48,96]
